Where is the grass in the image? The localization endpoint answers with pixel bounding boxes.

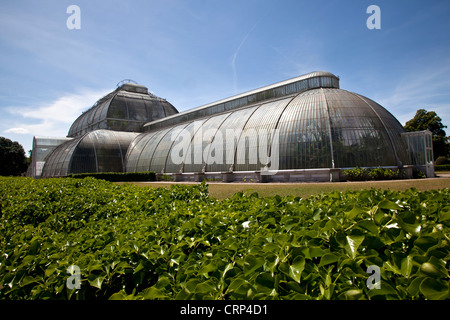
[122,174,450,200]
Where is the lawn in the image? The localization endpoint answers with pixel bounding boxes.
[123,175,450,200]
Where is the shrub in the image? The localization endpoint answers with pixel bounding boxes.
[345,167,404,181]
[343,167,369,181]
[435,156,449,166]
[435,164,450,171]
[68,171,156,182]
[413,169,426,179]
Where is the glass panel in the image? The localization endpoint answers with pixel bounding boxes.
[183,113,230,173]
[149,124,189,173]
[206,106,257,172]
[125,131,159,172]
[277,91,331,170]
[165,121,202,173]
[326,89,397,167]
[134,128,173,172]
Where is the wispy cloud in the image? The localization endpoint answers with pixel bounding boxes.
[376,60,450,134]
[231,16,265,94]
[4,88,109,137]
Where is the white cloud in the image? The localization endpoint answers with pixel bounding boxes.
[5,127,29,134]
[4,88,109,138]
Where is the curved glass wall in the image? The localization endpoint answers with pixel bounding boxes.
[41,130,139,177]
[126,88,408,174]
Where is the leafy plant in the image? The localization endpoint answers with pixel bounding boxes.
[68,171,156,182]
[0,177,448,300]
[345,166,404,181]
[343,167,369,181]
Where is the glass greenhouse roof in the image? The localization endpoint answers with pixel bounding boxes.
[68,82,178,138]
[143,71,340,132]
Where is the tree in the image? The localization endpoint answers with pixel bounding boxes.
[0,137,28,176]
[404,109,449,160]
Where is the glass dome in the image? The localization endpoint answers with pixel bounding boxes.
[67,82,178,138]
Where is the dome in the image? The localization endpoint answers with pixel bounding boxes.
[125,87,408,174]
[41,130,139,177]
[67,82,178,138]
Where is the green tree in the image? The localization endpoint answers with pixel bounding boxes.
[404,109,449,160]
[0,137,28,176]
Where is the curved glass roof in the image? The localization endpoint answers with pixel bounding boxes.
[68,83,178,138]
[143,71,340,132]
[125,88,408,174]
[41,130,139,177]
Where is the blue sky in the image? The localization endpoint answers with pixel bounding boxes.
[1,0,449,153]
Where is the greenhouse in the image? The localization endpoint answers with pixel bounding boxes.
[30,71,434,181]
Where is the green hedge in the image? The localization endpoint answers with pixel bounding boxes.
[435,165,450,171]
[343,166,405,181]
[68,171,156,182]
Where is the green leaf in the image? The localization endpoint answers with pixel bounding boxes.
[88,274,106,289]
[420,257,449,278]
[227,278,253,299]
[400,256,413,278]
[420,277,450,300]
[289,256,305,283]
[185,279,201,293]
[109,291,128,300]
[264,253,279,273]
[345,205,365,220]
[438,208,450,222]
[21,276,39,287]
[254,272,276,293]
[378,199,403,211]
[345,235,365,259]
[414,236,439,253]
[309,246,327,258]
[244,254,264,276]
[198,262,217,277]
[407,276,426,296]
[367,282,398,298]
[319,253,339,267]
[194,279,216,294]
[142,286,167,300]
[356,220,379,235]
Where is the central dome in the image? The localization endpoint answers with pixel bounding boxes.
[68,82,178,137]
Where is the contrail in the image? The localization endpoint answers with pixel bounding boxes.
[231,20,260,94]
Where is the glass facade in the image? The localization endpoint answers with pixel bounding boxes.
[401,130,434,177]
[29,136,73,178]
[41,130,139,177]
[126,88,409,174]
